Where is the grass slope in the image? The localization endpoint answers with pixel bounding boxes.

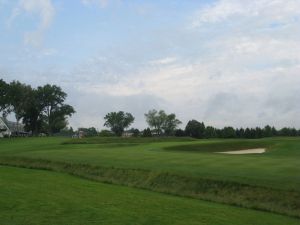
[0,166,299,225]
[0,137,299,217]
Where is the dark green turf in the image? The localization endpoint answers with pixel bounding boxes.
[0,166,299,225]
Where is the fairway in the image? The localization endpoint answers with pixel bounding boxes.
[0,166,299,225]
[1,137,299,191]
[0,137,300,224]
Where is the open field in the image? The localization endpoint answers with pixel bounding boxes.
[0,137,300,224]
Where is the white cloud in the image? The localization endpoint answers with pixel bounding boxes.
[191,0,300,27]
[9,0,55,47]
[71,1,300,128]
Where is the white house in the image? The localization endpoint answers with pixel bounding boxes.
[0,117,27,138]
[0,117,11,138]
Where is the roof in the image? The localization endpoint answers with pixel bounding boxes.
[0,117,9,131]
[0,117,25,133]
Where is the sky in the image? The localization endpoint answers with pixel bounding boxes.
[0,0,300,130]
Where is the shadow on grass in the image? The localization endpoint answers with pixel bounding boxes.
[164,140,272,153]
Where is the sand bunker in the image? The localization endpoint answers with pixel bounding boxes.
[217,148,266,154]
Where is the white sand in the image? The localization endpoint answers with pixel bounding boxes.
[217,148,266,154]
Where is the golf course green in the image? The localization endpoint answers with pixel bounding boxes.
[0,137,299,224]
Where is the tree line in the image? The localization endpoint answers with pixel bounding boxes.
[80,110,300,139]
[180,120,300,139]
[0,79,75,135]
[1,79,299,139]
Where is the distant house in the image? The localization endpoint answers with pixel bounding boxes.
[0,117,29,138]
[0,117,11,138]
[72,130,85,139]
[122,131,134,137]
[78,130,85,138]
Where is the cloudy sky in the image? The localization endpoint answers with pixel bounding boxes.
[1,0,300,130]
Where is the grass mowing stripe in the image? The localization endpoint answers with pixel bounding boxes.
[0,156,299,218]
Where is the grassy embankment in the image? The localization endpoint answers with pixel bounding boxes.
[0,166,299,225]
[0,137,299,219]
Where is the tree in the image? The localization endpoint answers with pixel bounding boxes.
[279,127,297,136]
[0,79,10,117]
[185,120,205,138]
[98,129,115,137]
[2,80,75,135]
[47,104,74,133]
[221,127,236,138]
[144,109,166,136]
[57,126,74,136]
[104,111,134,136]
[162,113,182,135]
[263,125,272,137]
[236,128,245,138]
[291,128,298,136]
[78,127,98,137]
[145,109,181,136]
[175,129,185,137]
[8,81,43,134]
[205,126,217,138]
[128,128,140,137]
[271,126,278,136]
[37,84,75,134]
[255,127,263,138]
[142,128,152,137]
[244,128,252,138]
[8,81,34,121]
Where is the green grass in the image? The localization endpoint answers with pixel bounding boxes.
[62,136,196,144]
[1,137,299,190]
[0,166,299,225]
[0,137,300,220]
[1,155,299,218]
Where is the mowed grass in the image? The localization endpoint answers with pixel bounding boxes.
[0,137,299,218]
[0,137,299,190]
[0,166,299,225]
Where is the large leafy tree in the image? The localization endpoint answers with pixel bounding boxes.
[263,125,272,137]
[47,104,75,134]
[104,111,134,136]
[142,128,152,137]
[221,126,236,138]
[205,126,217,138]
[145,109,181,136]
[37,84,75,134]
[185,120,205,138]
[21,88,44,134]
[0,81,44,134]
[144,109,166,135]
[8,81,35,121]
[162,113,182,135]
[1,80,75,135]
